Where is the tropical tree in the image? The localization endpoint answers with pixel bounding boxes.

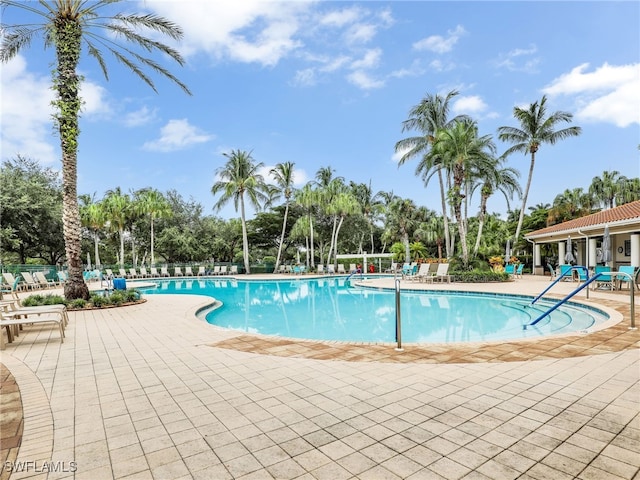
[395,90,469,258]
[294,184,319,268]
[589,170,624,210]
[497,95,581,245]
[386,198,419,263]
[103,188,130,266]
[428,120,496,267]
[350,181,383,254]
[0,0,190,299]
[327,192,361,267]
[269,162,296,272]
[471,155,521,256]
[211,150,270,274]
[135,188,172,266]
[79,193,105,268]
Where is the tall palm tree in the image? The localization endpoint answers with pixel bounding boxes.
[395,90,469,258]
[295,184,319,268]
[471,155,521,256]
[428,120,495,267]
[79,193,105,269]
[350,180,383,254]
[103,187,130,266]
[589,170,624,209]
[327,192,360,268]
[386,198,419,263]
[498,95,581,244]
[269,162,296,272]
[0,0,190,299]
[135,188,172,266]
[211,150,269,274]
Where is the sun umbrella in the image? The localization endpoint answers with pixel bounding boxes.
[601,225,612,265]
[564,237,576,264]
[505,239,511,265]
[86,252,92,270]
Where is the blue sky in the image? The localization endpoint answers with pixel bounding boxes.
[2,1,639,220]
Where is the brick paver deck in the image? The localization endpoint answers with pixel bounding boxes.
[1,275,638,479]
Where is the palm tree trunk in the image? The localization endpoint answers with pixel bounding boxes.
[56,19,89,300]
[514,152,536,243]
[274,202,289,272]
[240,195,250,274]
[119,229,125,267]
[94,232,101,268]
[150,217,155,265]
[437,168,451,258]
[309,216,315,268]
[473,194,489,255]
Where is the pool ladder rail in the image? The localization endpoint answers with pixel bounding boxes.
[526,267,636,330]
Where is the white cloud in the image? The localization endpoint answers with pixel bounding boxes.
[319,6,362,27]
[143,119,213,152]
[347,71,384,90]
[452,95,488,116]
[413,25,466,54]
[495,44,540,73]
[429,59,456,72]
[123,106,158,127]
[292,68,318,87]
[389,60,426,79]
[350,49,382,70]
[0,55,110,164]
[147,1,311,67]
[344,23,377,45]
[542,63,640,127]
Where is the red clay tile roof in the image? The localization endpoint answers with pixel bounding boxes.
[526,200,640,237]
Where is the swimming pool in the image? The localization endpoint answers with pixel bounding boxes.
[138,277,609,343]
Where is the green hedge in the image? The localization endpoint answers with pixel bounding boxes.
[450,270,511,283]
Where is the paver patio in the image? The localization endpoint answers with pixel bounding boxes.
[1,275,638,479]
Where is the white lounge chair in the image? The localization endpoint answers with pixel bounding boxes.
[415,263,433,282]
[34,272,57,288]
[229,265,238,275]
[118,268,128,278]
[433,263,451,283]
[139,267,149,278]
[174,267,184,277]
[197,266,206,276]
[160,267,170,277]
[1,309,66,350]
[317,265,325,275]
[337,264,346,274]
[185,266,194,276]
[2,272,25,291]
[219,266,228,275]
[20,272,41,290]
[128,268,138,279]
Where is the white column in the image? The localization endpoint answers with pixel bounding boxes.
[534,244,541,267]
[631,234,640,268]
[589,238,597,267]
[558,241,566,265]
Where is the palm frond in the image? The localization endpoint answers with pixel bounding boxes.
[110,48,157,92]
[0,26,38,62]
[112,13,184,41]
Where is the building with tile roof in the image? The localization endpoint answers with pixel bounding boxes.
[525,200,640,275]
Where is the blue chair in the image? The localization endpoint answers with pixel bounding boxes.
[515,263,524,279]
[575,266,588,282]
[559,264,573,281]
[616,266,637,290]
[504,264,515,275]
[594,266,612,290]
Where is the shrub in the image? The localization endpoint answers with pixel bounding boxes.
[450,270,511,283]
[90,294,109,307]
[109,291,125,305]
[262,256,276,264]
[70,299,87,309]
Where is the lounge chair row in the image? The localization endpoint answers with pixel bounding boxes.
[104,265,238,279]
[2,271,63,291]
[402,263,451,283]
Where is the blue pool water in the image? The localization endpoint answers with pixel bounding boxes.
[138,277,609,343]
